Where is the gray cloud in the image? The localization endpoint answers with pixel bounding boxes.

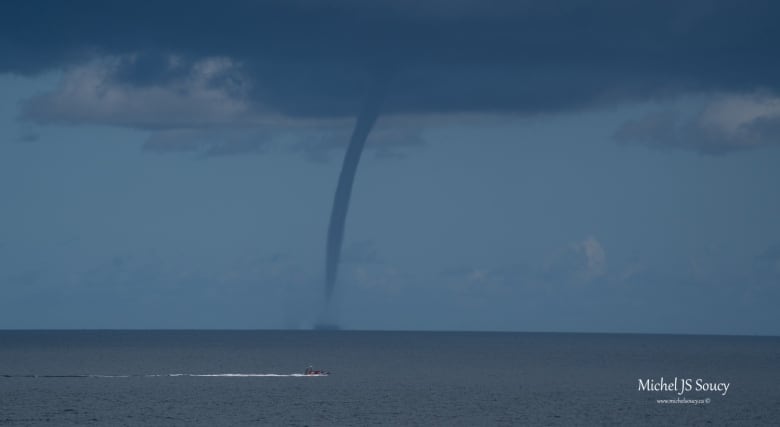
[20,56,259,129]
[17,53,428,159]
[140,123,425,159]
[438,237,609,296]
[292,126,426,162]
[543,236,607,284]
[615,93,780,154]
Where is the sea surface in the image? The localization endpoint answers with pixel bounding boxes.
[0,330,778,426]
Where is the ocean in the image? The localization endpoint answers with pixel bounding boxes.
[0,331,778,426]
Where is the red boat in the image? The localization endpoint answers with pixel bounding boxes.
[304,366,330,376]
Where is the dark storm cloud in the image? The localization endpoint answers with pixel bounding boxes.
[3,0,780,120]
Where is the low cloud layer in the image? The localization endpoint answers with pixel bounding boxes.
[21,56,259,129]
[3,1,780,154]
[615,93,780,154]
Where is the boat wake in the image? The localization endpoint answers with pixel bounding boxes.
[148,373,322,377]
[2,373,326,378]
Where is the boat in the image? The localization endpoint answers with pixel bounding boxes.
[304,366,330,376]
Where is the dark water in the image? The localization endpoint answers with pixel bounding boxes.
[1,331,778,426]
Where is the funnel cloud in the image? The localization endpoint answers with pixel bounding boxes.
[325,78,388,301]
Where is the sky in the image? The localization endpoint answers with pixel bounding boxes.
[1,0,779,334]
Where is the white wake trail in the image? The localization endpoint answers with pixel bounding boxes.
[3,373,327,378]
[148,373,317,377]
